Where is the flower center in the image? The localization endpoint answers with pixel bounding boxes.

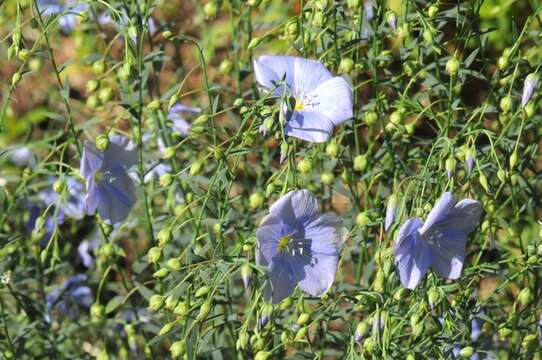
[93,170,103,182]
[294,100,305,111]
[278,235,292,251]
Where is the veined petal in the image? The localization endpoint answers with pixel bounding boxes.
[81,141,103,179]
[95,170,136,224]
[263,252,303,304]
[425,198,482,279]
[103,135,138,172]
[293,57,333,95]
[419,192,455,235]
[169,103,201,114]
[253,55,295,96]
[256,213,285,265]
[269,189,320,226]
[84,178,99,216]
[285,110,335,143]
[394,218,431,289]
[298,214,346,296]
[309,76,353,126]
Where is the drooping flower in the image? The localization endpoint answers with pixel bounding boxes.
[9,146,35,168]
[78,237,100,268]
[362,0,374,38]
[521,73,538,107]
[167,103,201,136]
[465,148,476,174]
[384,194,397,232]
[256,190,347,303]
[394,192,482,289]
[253,56,353,143]
[36,0,89,33]
[46,274,93,321]
[81,135,137,224]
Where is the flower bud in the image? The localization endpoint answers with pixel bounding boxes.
[147,246,162,264]
[159,321,176,336]
[189,160,204,176]
[386,11,397,30]
[279,296,293,311]
[297,313,310,326]
[249,192,265,210]
[497,56,508,70]
[147,99,161,111]
[427,5,439,17]
[427,287,440,309]
[445,157,456,178]
[390,110,402,126]
[497,168,507,183]
[254,351,271,360]
[294,326,308,341]
[339,58,354,74]
[384,195,397,232]
[162,30,172,39]
[500,95,512,113]
[165,295,179,310]
[170,341,186,358]
[521,73,538,107]
[236,263,251,289]
[397,23,409,39]
[524,102,535,118]
[518,288,533,306]
[167,258,182,271]
[354,321,368,343]
[86,79,100,93]
[219,58,233,74]
[98,87,114,103]
[248,36,266,49]
[90,303,105,322]
[195,286,210,298]
[159,173,173,187]
[446,57,459,75]
[96,135,110,152]
[11,72,22,86]
[86,94,100,108]
[286,20,299,39]
[356,212,370,227]
[479,173,489,193]
[233,98,244,107]
[196,300,212,322]
[312,11,326,28]
[148,294,164,311]
[236,331,249,350]
[509,151,518,169]
[153,268,169,278]
[297,158,312,175]
[347,0,360,10]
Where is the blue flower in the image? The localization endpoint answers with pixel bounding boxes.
[81,135,137,224]
[253,55,353,143]
[9,146,35,168]
[384,194,398,232]
[394,192,482,289]
[521,73,538,107]
[256,190,347,303]
[37,0,88,33]
[167,103,201,136]
[78,236,100,268]
[46,274,93,320]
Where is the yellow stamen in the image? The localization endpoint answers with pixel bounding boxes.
[294,101,304,111]
[278,235,291,251]
[93,170,103,182]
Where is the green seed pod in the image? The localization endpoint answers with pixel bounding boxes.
[321,172,335,185]
[90,303,105,322]
[86,94,100,108]
[446,57,459,75]
[294,326,308,341]
[497,168,507,183]
[248,36,265,49]
[524,102,535,118]
[165,295,179,310]
[459,346,474,358]
[364,111,378,126]
[148,294,164,311]
[233,98,244,107]
[153,268,170,278]
[518,288,533,306]
[390,110,403,125]
[159,321,176,336]
[219,58,233,74]
[170,341,186,358]
[286,20,299,39]
[265,183,275,198]
[53,177,67,194]
[522,334,537,353]
[173,301,189,316]
[297,158,312,175]
[95,135,110,152]
[363,337,375,354]
[296,313,310,326]
[86,79,100,93]
[279,296,293,311]
[356,212,371,227]
[479,173,489,193]
[254,351,271,360]
[159,173,173,187]
[98,88,114,103]
[189,160,204,176]
[236,331,249,350]
[339,57,354,74]
[427,5,439,17]
[147,99,161,111]
[195,286,211,298]
[509,151,518,169]
[203,1,219,19]
[29,58,42,71]
[498,326,512,340]
[500,96,512,113]
[312,11,325,28]
[162,30,173,39]
[326,142,339,158]
[167,258,182,271]
[249,192,265,209]
[196,300,212,322]
[11,72,22,86]
[427,287,440,309]
[422,29,433,45]
[92,59,106,75]
[497,56,508,70]
[157,228,173,247]
[127,26,138,41]
[397,23,409,40]
[347,0,361,10]
[147,246,162,264]
[353,154,368,171]
[17,48,30,61]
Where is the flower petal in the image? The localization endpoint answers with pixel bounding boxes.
[253,55,295,96]
[95,170,136,224]
[263,252,304,304]
[269,189,320,226]
[394,218,431,289]
[419,192,455,235]
[298,214,346,296]
[81,141,103,179]
[309,76,353,126]
[425,198,482,279]
[285,110,335,143]
[102,135,138,172]
[293,57,333,95]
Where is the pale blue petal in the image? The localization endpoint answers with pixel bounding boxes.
[95,171,136,224]
[10,147,35,168]
[297,214,345,296]
[419,192,455,235]
[385,204,396,232]
[103,135,137,172]
[269,189,319,226]
[308,76,353,126]
[253,55,295,96]
[172,118,191,135]
[394,218,431,289]
[425,198,482,279]
[84,178,99,216]
[292,57,333,95]
[81,140,103,179]
[262,252,303,304]
[285,110,335,143]
[169,103,201,114]
[256,213,284,266]
[37,0,63,15]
